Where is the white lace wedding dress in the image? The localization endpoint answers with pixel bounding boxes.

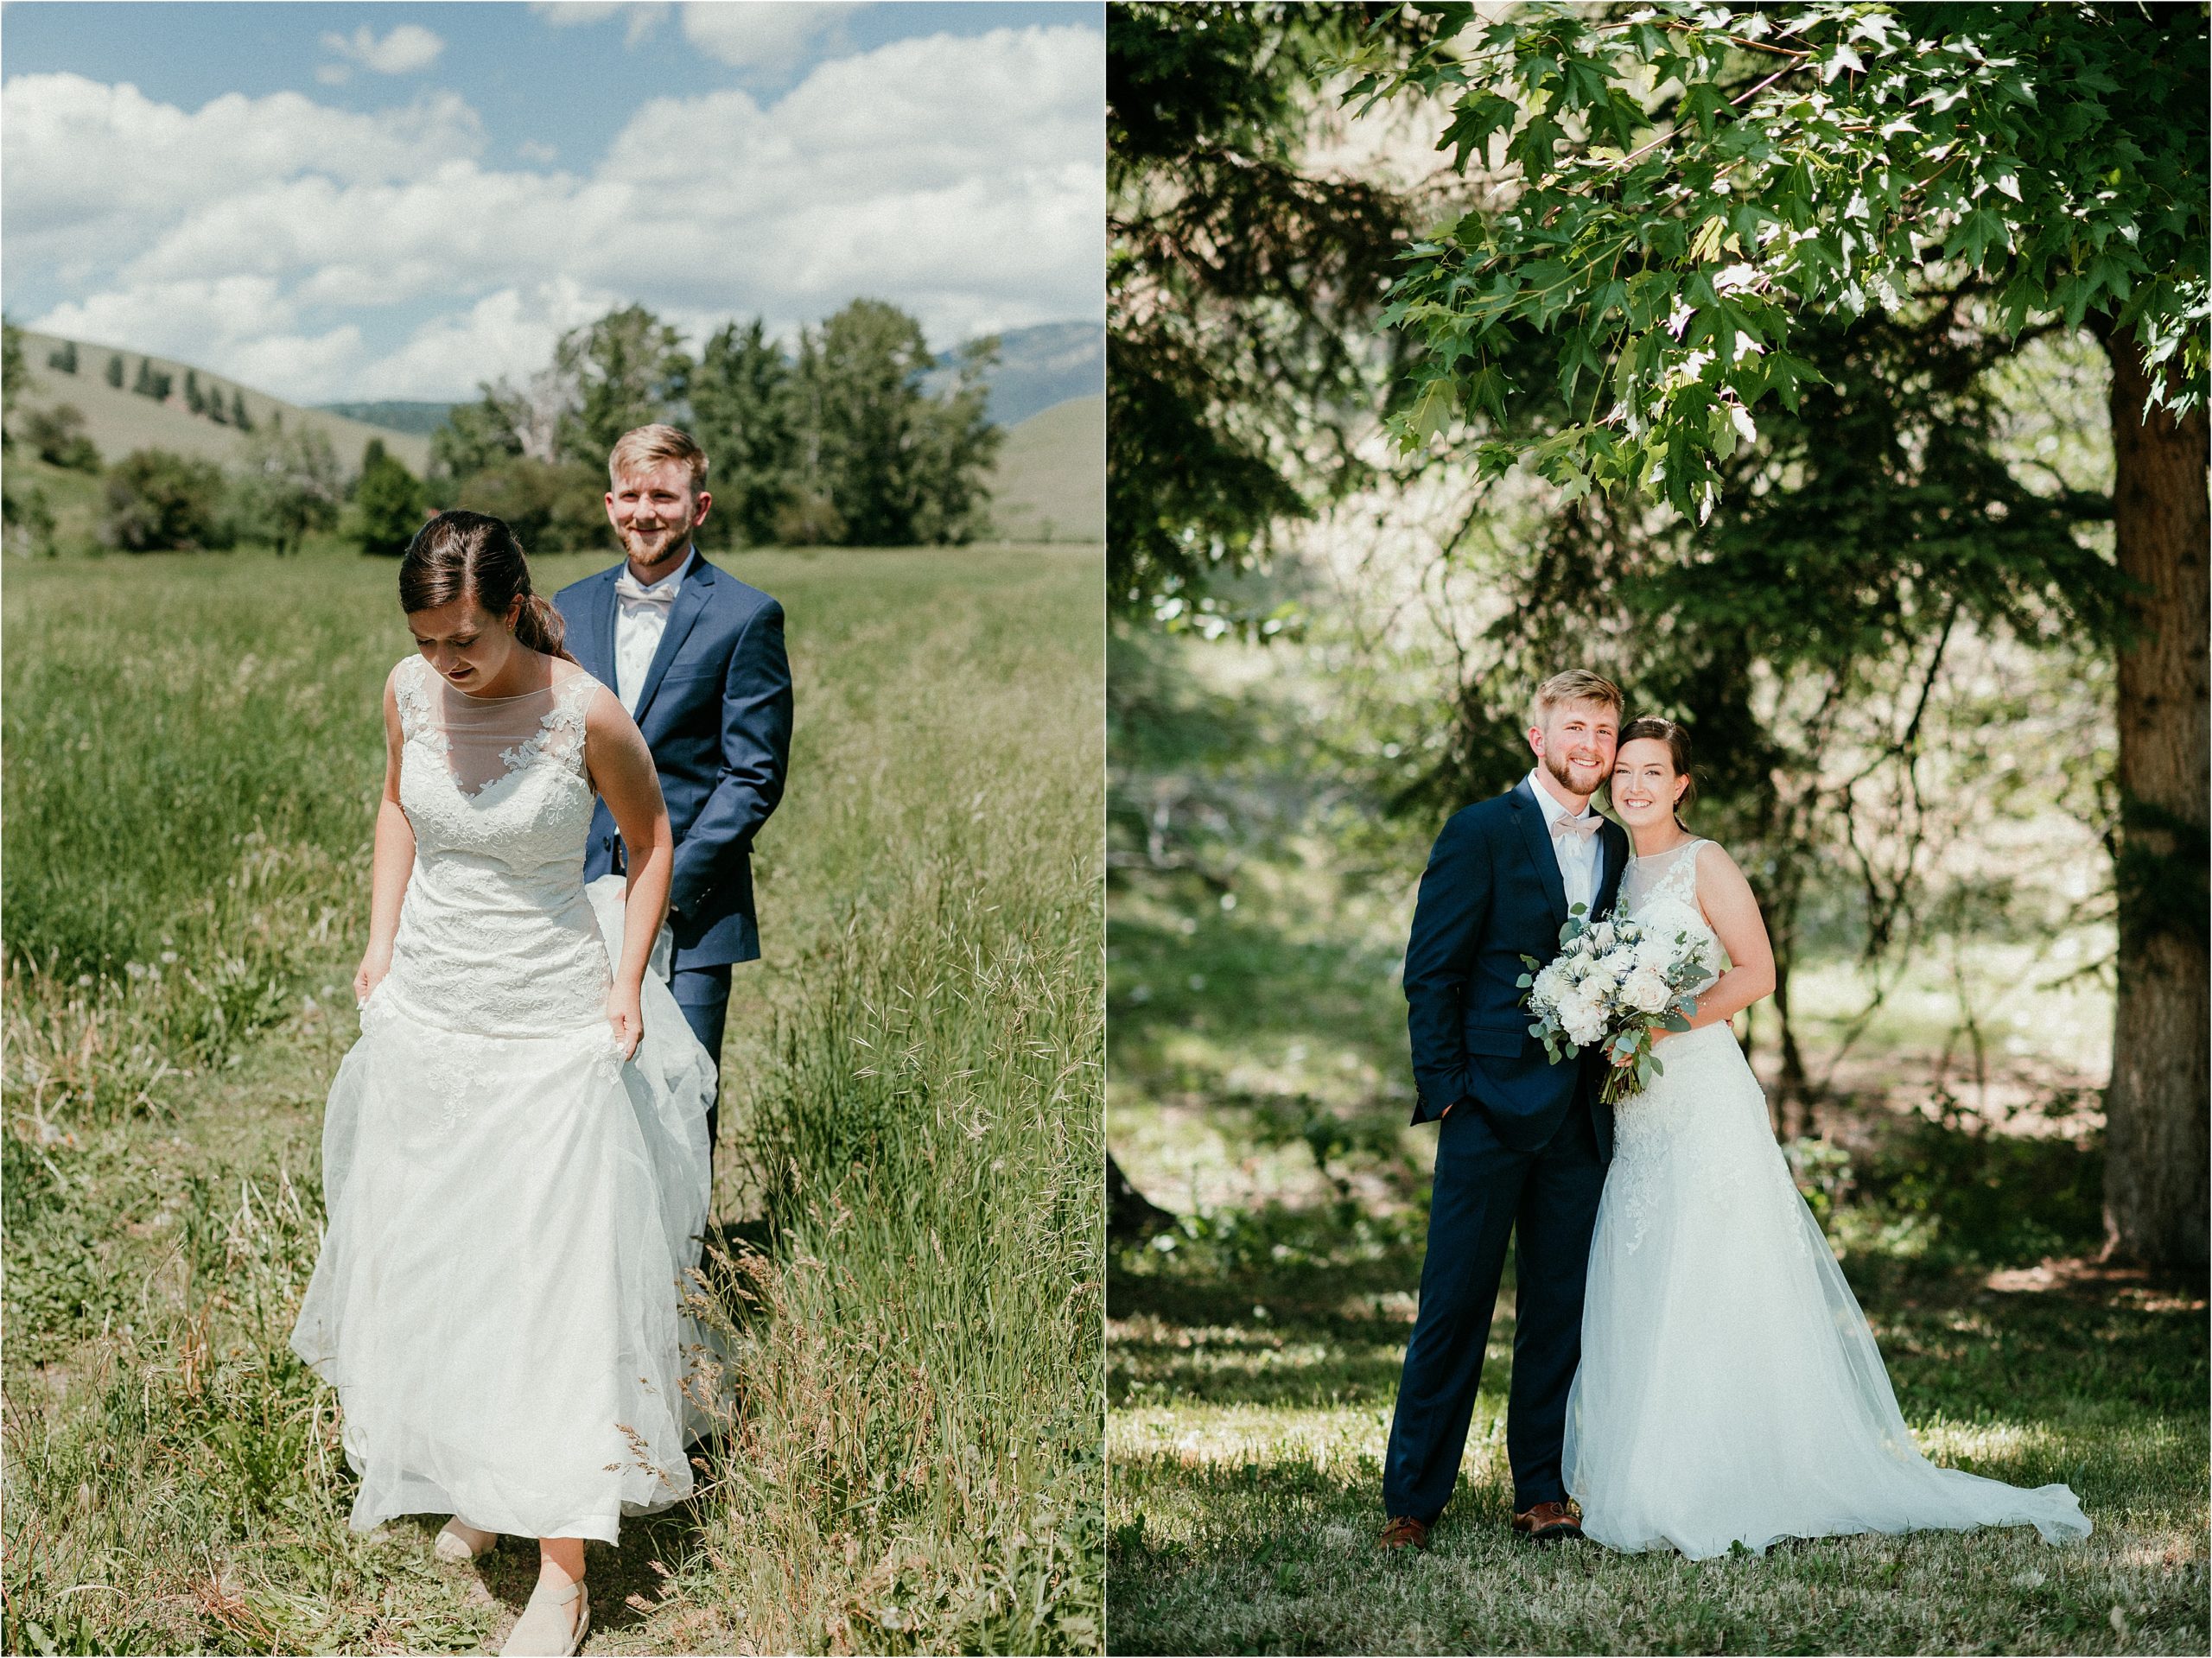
[289,654,716,1544]
[1562,838,2090,1559]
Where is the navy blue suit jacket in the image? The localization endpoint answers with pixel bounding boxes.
[554,551,793,969]
[1402,778,1630,1151]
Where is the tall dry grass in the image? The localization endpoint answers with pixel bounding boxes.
[3,545,1103,1654]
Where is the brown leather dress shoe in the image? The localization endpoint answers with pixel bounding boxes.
[1510,1500,1584,1541]
[1378,1515,1432,1550]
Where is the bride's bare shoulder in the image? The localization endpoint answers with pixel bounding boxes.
[1693,839,1758,904]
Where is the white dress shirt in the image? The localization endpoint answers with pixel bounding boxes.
[1527,767,1601,917]
[613,549,695,715]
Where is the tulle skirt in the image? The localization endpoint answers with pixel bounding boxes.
[289,880,716,1543]
[1563,1024,2090,1560]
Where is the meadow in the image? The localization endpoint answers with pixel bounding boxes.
[3,538,1104,1655]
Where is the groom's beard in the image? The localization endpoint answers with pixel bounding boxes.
[1541,748,1605,799]
[622,521,696,571]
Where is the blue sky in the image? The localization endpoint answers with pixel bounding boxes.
[3,2,1104,401]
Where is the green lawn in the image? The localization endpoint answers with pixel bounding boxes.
[3,543,1105,1655]
[1106,1209,2207,1655]
[1106,843,2205,1655]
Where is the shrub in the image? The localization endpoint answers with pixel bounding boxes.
[454,458,609,555]
[3,482,58,556]
[352,448,428,558]
[772,491,846,547]
[22,403,101,472]
[102,449,233,553]
[233,428,341,556]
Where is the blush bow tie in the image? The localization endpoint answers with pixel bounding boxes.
[613,571,680,610]
[1551,814,1600,844]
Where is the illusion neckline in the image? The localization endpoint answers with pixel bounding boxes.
[425,659,585,704]
[1628,835,1704,865]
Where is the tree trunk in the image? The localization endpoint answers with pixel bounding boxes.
[2101,337,2209,1269]
[1109,1151,1175,1242]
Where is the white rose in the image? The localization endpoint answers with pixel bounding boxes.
[1636,934,1675,974]
[1588,920,1617,951]
[1622,966,1672,1014]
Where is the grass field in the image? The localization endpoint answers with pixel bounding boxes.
[1106,1212,2206,1655]
[1105,851,2207,1655]
[3,542,1104,1655]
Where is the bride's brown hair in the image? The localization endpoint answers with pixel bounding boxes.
[1618,717,1696,823]
[398,510,575,663]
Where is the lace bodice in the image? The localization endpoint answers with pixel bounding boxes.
[1620,839,1721,988]
[372,655,613,1037]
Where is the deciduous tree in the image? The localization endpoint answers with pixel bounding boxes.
[1351,0,2207,1265]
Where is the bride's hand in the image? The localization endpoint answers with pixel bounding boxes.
[606,982,645,1061]
[353,944,393,1007]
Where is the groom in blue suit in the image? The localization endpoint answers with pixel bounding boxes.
[1381,670,1630,1548]
[555,425,793,1163]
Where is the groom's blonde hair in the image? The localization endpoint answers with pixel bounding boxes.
[1529,669,1624,727]
[608,424,710,496]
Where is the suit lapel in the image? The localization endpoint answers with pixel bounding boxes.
[582,565,620,693]
[631,551,715,723]
[1510,778,1571,927]
[1595,820,1630,918]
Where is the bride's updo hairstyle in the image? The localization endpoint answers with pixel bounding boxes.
[1618,716,1696,824]
[399,510,575,663]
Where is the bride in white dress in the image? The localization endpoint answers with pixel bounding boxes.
[289,511,716,1656]
[1563,718,2091,1560]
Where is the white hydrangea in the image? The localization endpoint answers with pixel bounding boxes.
[1556,988,1608,1046]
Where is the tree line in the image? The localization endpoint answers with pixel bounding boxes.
[432,297,1002,551]
[2,296,1003,558]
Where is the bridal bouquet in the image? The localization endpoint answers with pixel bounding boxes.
[1518,907,1713,1104]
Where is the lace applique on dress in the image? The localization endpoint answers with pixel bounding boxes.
[495,670,595,783]
[397,656,594,798]
[391,654,439,749]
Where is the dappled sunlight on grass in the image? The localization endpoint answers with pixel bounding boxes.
[1109,1187,2207,1653]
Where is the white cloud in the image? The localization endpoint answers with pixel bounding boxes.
[681,2,862,75]
[316,64,352,86]
[531,2,628,22]
[321,24,446,75]
[518,139,560,164]
[9,25,1105,401]
[31,274,372,402]
[3,74,484,271]
[533,3,670,47]
[351,280,618,398]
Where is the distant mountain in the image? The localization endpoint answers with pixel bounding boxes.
[317,400,454,436]
[10,331,430,474]
[931,321,1103,427]
[987,394,1102,543]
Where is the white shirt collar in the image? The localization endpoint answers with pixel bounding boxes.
[624,547,696,597]
[1526,766,1594,828]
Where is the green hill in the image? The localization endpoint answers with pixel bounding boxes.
[9,332,430,476]
[988,394,1103,543]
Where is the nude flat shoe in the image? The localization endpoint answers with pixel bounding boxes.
[499,1575,588,1657]
[433,1518,499,1562]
